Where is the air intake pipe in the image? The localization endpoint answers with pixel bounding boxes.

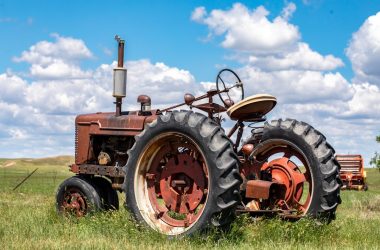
[113,35,127,117]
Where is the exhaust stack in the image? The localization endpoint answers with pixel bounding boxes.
[113,35,127,116]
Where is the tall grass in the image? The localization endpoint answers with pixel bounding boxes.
[0,158,380,249]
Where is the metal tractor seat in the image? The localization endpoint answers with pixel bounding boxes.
[227,94,277,121]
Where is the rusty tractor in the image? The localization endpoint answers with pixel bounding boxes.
[336,154,368,191]
[56,36,342,236]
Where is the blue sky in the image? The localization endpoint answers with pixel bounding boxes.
[0,0,379,163]
[1,0,378,80]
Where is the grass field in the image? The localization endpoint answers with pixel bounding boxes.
[0,156,379,249]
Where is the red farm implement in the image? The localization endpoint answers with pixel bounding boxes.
[336,155,367,191]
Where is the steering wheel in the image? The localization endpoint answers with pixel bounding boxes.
[216,68,244,107]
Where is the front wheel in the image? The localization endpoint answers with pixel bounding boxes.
[250,119,341,221]
[123,111,242,236]
[56,176,102,217]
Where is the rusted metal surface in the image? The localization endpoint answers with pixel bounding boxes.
[246,180,274,199]
[142,134,208,228]
[158,154,205,215]
[75,111,158,164]
[137,94,151,104]
[241,143,254,156]
[115,36,125,117]
[184,93,195,105]
[70,164,125,177]
[240,142,312,216]
[62,188,87,217]
[261,156,309,211]
[116,36,124,68]
[193,102,227,113]
[336,154,367,191]
[245,180,286,200]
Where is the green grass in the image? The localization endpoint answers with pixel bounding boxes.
[1,157,380,249]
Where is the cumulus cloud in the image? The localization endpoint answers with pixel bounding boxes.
[192,3,300,53]
[345,83,380,118]
[192,3,379,161]
[346,12,380,86]
[237,67,353,104]
[13,33,93,79]
[14,33,93,65]
[192,3,343,72]
[247,43,344,71]
[0,34,201,157]
[126,60,197,105]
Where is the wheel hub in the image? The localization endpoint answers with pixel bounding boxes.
[62,190,87,217]
[160,154,205,214]
[262,157,306,204]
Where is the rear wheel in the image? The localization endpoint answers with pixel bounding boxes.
[123,111,242,236]
[249,119,341,221]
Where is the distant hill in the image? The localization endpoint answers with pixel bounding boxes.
[0,156,74,173]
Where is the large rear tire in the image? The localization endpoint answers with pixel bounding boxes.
[250,119,341,221]
[123,111,242,236]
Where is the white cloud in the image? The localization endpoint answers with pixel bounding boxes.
[0,73,28,104]
[281,2,296,21]
[0,35,202,157]
[345,83,380,117]
[193,3,300,53]
[192,3,343,72]
[126,60,197,105]
[13,34,93,79]
[192,3,379,162]
[191,7,207,22]
[247,43,344,71]
[237,67,352,104]
[14,33,93,65]
[346,12,380,86]
[8,128,28,139]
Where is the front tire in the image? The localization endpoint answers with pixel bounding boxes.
[56,176,102,217]
[123,111,242,236]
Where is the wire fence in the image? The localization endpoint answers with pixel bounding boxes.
[0,168,72,193]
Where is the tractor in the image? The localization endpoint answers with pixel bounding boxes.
[56,36,342,236]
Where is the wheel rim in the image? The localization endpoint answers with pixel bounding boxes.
[256,139,313,214]
[134,132,209,235]
[62,188,88,217]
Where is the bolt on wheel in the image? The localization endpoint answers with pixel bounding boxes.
[134,132,209,234]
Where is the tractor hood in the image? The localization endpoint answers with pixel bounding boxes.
[75,111,158,136]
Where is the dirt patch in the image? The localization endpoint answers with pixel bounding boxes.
[1,161,16,168]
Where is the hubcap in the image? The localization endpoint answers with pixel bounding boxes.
[135,132,209,234]
[62,189,87,217]
[258,142,312,213]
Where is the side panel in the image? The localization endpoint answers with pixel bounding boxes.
[74,111,158,165]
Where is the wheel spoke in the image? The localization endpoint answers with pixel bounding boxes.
[293,171,306,186]
[218,76,227,89]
